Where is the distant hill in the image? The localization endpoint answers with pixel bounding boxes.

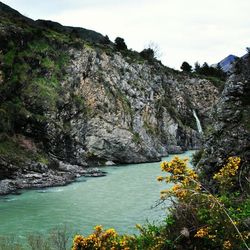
[212,54,239,73]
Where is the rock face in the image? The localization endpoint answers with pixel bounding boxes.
[198,54,250,192]
[63,48,218,164]
[0,2,219,194]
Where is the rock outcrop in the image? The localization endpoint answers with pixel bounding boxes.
[0,2,220,194]
[198,54,250,192]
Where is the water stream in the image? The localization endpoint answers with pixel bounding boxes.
[193,110,203,134]
[0,151,195,239]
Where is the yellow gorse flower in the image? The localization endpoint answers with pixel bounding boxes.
[194,227,209,238]
[213,156,241,190]
[72,226,133,249]
[223,240,232,249]
[158,156,200,200]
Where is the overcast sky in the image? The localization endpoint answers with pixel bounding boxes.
[2,0,250,69]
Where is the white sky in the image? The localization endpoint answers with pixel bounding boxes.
[2,0,250,69]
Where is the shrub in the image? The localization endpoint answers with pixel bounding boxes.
[72,225,134,250]
[157,156,249,250]
[114,37,127,51]
[180,61,192,73]
[72,156,250,249]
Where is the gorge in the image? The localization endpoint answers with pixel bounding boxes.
[0,2,249,249]
[0,1,219,195]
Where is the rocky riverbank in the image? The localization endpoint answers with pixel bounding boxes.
[0,161,106,195]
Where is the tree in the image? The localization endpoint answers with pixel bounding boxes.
[100,35,111,45]
[114,37,127,51]
[194,61,201,73]
[181,61,192,73]
[140,48,155,61]
[144,41,162,59]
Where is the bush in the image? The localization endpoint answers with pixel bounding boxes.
[114,37,127,51]
[72,225,134,250]
[72,156,250,249]
[180,61,192,73]
[157,156,249,250]
[140,48,154,61]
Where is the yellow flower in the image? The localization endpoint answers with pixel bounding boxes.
[172,184,181,191]
[213,156,240,183]
[94,225,103,232]
[105,228,117,237]
[157,176,164,182]
[223,240,232,249]
[194,227,209,238]
[160,161,167,171]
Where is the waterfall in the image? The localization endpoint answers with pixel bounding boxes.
[193,110,203,134]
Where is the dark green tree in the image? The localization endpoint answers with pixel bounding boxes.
[100,35,111,45]
[140,48,154,61]
[114,37,127,51]
[181,61,192,72]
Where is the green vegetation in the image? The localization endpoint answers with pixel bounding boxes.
[180,61,192,73]
[0,136,28,164]
[3,48,16,66]
[72,156,249,250]
[140,48,155,62]
[188,61,227,91]
[1,153,248,249]
[132,132,141,144]
[0,135,49,166]
[114,37,127,51]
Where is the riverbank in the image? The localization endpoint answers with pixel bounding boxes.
[0,149,196,196]
[1,151,191,238]
[0,161,106,195]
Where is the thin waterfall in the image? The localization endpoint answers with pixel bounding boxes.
[193,110,203,134]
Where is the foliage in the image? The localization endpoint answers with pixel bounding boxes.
[213,156,241,191]
[114,37,127,51]
[194,62,226,81]
[180,61,192,73]
[157,156,250,250]
[72,225,134,250]
[72,156,249,249]
[191,149,204,166]
[144,41,162,60]
[132,132,141,144]
[140,48,155,62]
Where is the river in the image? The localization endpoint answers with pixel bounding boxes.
[0,151,195,241]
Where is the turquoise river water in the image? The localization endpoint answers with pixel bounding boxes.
[0,151,195,240]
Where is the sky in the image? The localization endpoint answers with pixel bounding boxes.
[1,0,250,69]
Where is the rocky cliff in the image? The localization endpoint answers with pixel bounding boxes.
[198,54,250,193]
[0,2,219,194]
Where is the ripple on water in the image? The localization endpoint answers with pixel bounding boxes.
[37,188,64,193]
[0,151,195,237]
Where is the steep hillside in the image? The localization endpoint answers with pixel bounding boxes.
[0,2,219,194]
[198,54,250,193]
